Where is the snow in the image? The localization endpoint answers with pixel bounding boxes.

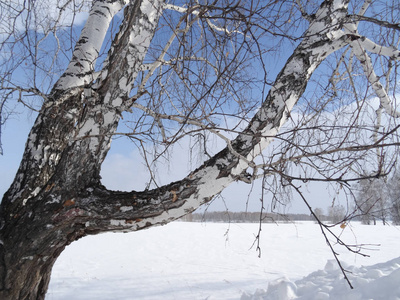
[47,221,400,300]
[242,258,400,300]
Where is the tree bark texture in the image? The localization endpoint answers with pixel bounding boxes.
[0,0,360,298]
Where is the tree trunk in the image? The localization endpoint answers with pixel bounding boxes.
[0,215,80,299]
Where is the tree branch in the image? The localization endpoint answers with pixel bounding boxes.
[351,39,400,118]
[55,0,127,90]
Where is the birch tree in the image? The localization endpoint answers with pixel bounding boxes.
[1,0,400,298]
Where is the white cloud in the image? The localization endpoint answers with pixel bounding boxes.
[0,0,90,40]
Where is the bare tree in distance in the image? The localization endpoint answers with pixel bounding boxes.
[355,178,389,225]
[313,207,326,222]
[1,0,400,298]
[356,170,400,225]
[328,204,347,224]
[388,171,400,225]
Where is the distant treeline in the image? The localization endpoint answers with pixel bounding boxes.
[180,211,331,223]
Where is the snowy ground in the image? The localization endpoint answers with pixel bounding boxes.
[46,221,400,300]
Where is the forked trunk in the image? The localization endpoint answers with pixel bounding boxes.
[0,1,354,298]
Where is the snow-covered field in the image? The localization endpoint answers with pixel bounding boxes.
[46,221,400,300]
